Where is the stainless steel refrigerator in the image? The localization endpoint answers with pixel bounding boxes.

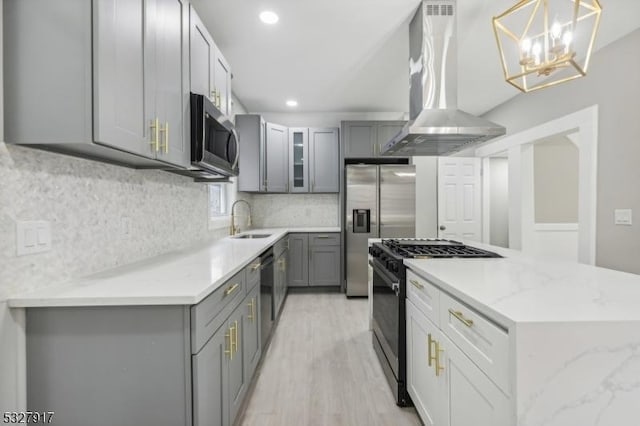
[345,165,416,296]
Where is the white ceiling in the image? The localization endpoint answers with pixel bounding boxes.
[191,0,640,115]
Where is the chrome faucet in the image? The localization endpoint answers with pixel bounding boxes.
[230,200,252,235]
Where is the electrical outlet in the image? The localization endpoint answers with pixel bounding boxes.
[614,209,632,226]
[17,220,52,256]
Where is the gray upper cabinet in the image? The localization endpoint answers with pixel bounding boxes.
[189,6,232,117]
[4,0,190,169]
[289,128,310,193]
[265,123,289,193]
[309,128,340,193]
[214,51,232,117]
[342,121,407,159]
[236,115,266,192]
[343,122,377,158]
[288,234,309,287]
[189,6,214,103]
[376,121,406,156]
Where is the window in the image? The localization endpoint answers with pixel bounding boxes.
[208,180,236,230]
[209,184,227,217]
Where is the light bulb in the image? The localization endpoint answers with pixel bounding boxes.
[521,38,532,54]
[532,42,542,56]
[551,22,562,40]
[562,31,573,47]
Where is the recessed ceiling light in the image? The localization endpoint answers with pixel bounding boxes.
[286,100,298,107]
[259,11,279,25]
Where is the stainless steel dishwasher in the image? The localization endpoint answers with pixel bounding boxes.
[260,249,274,350]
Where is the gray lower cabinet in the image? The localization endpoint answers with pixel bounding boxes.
[342,121,407,159]
[4,0,190,169]
[288,234,310,287]
[243,286,261,384]
[287,233,340,287]
[273,238,289,318]
[193,323,228,426]
[25,260,263,426]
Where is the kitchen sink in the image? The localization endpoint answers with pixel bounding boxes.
[233,234,272,239]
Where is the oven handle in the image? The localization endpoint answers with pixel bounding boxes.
[370,258,401,296]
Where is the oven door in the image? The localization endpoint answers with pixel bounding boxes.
[371,258,401,379]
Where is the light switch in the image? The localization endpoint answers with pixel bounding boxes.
[17,221,52,256]
[614,209,632,226]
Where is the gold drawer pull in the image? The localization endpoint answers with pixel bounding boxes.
[316,235,330,239]
[410,279,424,289]
[248,298,255,322]
[449,309,474,327]
[225,283,240,296]
[233,320,239,354]
[251,262,261,271]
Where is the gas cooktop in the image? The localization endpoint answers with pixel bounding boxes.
[381,238,502,259]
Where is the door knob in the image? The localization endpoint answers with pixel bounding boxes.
[439,225,446,231]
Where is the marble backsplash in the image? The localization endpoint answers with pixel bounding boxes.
[0,142,229,300]
[249,193,339,228]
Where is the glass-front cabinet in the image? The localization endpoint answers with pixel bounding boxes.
[288,128,309,192]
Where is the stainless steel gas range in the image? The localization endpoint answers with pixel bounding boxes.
[368,238,501,406]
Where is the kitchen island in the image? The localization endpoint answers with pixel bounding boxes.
[403,242,640,426]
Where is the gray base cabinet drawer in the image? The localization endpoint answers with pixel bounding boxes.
[191,270,245,353]
[309,233,340,247]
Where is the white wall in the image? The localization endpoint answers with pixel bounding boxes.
[489,158,509,247]
[483,28,640,274]
[414,157,438,237]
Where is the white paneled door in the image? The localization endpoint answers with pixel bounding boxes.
[437,158,482,242]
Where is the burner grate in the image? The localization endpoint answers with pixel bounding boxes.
[381,238,501,259]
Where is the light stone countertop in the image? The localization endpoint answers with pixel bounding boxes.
[8,227,341,308]
[405,242,640,327]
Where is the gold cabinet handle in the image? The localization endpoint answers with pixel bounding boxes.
[158,121,169,154]
[251,262,261,271]
[225,283,240,296]
[410,279,424,289]
[217,91,222,109]
[150,118,160,152]
[427,333,436,367]
[233,320,239,354]
[449,309,474,327]
[225,326,233,360]
[434,340,445,376]
[378,143,382,155]
[248,299,254,322]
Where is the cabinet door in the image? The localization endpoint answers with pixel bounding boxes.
[155,0,190,168]
[406,299,443,426]
[189,6,214,100]
[309,245,340,287]
[265,123,289,193]
[192,324,229,426]
[288,234,309,287]
[289,128,309,193]
[376,121,406,157]
[343,122,377,158]
[309,128,339,193]
[94,0,152,157]
[242,287,261,390]
[442,333,510,426]
[213,48,232,117]
[227,308,246,424]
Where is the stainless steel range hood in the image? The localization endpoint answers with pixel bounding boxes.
[382,0,505,156]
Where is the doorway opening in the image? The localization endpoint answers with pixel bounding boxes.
[477,105,598,265]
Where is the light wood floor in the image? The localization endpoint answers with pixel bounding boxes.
[239,293,421,426]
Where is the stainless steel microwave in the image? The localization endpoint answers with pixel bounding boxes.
[190,93,239,177]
